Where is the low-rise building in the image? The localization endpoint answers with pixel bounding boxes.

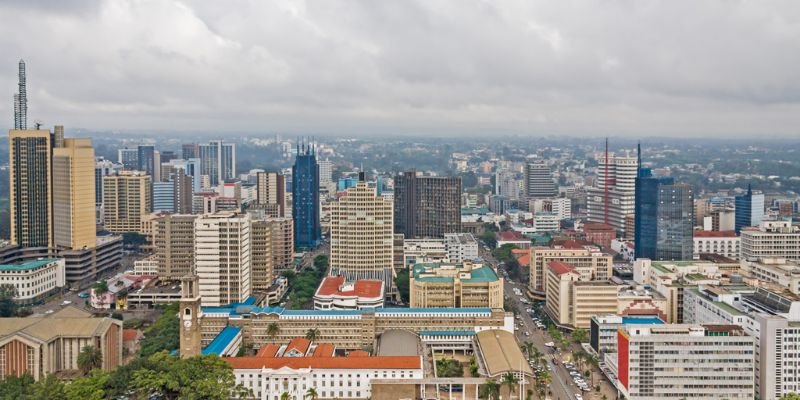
[0,258,65,305]
[402,239,449,268]
[132,255,159,276]
[313,276,384,310]
[410,262,503,308]
[741,220,800,262]
[693,230,740,260]
[529,244,613,298]
[615,324,755,400]
[0,307,122,380]
[740,257,800,295]
[589,315,663,357]
[443,233,479,263]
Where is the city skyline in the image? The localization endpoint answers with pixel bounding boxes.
[0,1,799,138]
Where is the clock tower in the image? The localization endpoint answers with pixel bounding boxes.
[179,275,202,358]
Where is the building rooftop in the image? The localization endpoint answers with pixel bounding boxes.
[225,355,421,370]
[694,230,737,238]
[548,260,577,276]
[202,326,241,356]
[316,276,384,299]
[475,330,534,378]
[0,258,60,272]
[621,316,664,325]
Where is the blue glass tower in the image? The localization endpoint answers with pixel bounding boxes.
[292,141,321,249]
[735,184,764,234]
[634,144,694,260]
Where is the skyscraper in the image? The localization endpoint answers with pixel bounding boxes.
[102,171,152,234]
[292,143,321,248]
[634,146,694,260]
[182,143,200,160]
[199,140,236,186]
[586,147,638,236]
[13,60,26,130]
[154,214,197,281]
[329,174,394,291]
[118,148,138,169]
[735,184,765,234]
[173,171,194,214]
[318,159,333,188]
[394,171,461,239]
[256,171,286,217]
[194,212,251,307]
[95,158,121,207]
[52,138,96,249]
[524,159,557,200]
[8,130,52,248]
[137,145,156,177]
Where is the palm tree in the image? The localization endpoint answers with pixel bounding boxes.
[480,379,501,400]
[280,392,291,400]
[267,322,280,340]
[77,346,103,375]
[521,341,535,358]
[305,387,319,400]
[305,328,320,342]
[571,327,588,344]
[501,372,519,399]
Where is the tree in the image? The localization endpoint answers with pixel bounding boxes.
[94,280,109,295]
[139,302,180,357]
[306,328,320,342]
[267,322,280,340]
[501,372,519,399]
[77,346,103,375]
[395,268,410,303]
[479,379,500,400]
[122,232,147,249]
[436,358,464,378]
[280,392,291,400]
[30,374,66,399]
[131,352,251,400]
[65,370,110,400]
[571,328,588,344]
[521,341,535,358]
[305,387,319,400]
[781,394,800,400]
[0,373,35,399]
[0,284,18,317]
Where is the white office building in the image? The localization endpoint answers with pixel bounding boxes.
[444,233,479,263]
[195,212,251,307]
[741,220,800,262]
[586,152,638,236]
[0,258,66,305]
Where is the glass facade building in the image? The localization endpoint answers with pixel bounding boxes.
[635,166,694,260]
[735,184,764,234]
[292,144,321,249]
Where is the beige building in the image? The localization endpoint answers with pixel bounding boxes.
[250,218,274,293]
[529,244,613,298]
[153,214,197,280]
[410,262,503,308]
[52,138,96,250]
[8,129,52,248]
[255,171,286,218]
[195,212,251,307]
[329,178,394,291]
[268,217,294,274]
[103,171,152,234]
[0,307,122,380]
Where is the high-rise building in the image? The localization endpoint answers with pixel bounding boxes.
[616,324,755,400]
[137,145,156,177]
[292,143,321,248]
[528,244,613,297]
[199,140,236,186]
[269,217,294,274]
[8,130,52,248]
[735,184,765,234]
[102,171,152,234]
[13,60,27,130]
[394,171,461,239]
[173,171,194,214]
[329,176,394,290]
[95,158,122,207]
[495,170,522,200]
[182,143,200,160]
[153,181,175,212]
[194,212,251,307]
[634,148,694,261]
[256,171,286,217]
[153,214,197,280]
[318,159,333,188]
[52,138,96,250]
[117,147,138,169]
[586,150,638,236]
[250,218,274,293]
[524,159,556,200]
[740,220,800,262]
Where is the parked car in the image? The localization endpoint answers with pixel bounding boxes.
[78,292,90,299]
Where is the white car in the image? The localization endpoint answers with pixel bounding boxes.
[575,394,583,400]
[61,300,72,306]
[44,310,54,314]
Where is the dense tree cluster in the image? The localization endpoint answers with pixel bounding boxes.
[284,255,329,309]
[139,302,180,357]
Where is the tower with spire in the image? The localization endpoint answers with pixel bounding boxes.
[292,137,321,248]
[14,59,27,130]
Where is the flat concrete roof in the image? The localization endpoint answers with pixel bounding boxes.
[377,330,419,357]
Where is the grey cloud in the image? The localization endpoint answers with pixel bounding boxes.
[0,0,799,137]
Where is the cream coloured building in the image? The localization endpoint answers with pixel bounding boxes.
[250,218,274,292]
[52,138,96,250]
[741,220,800,262]
[329,178,394,292]
[529,244,613,298]
[102,170,152,234]
[195,212,252,307]
[410,262,503,308]
[153,214,197,280]
[0,258,65,305]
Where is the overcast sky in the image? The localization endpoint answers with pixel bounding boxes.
[1,1,799,138]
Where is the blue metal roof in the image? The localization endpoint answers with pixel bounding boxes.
[201,306,493,317]
[283,309,361,316]
[202,326,241,356]
[622,317,664,325]
[202,307,234,314]
[419,330,476,336]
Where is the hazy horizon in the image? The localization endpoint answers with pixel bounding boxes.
[2,1,799,138]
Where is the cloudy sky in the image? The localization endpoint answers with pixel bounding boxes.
[1,0,799,138]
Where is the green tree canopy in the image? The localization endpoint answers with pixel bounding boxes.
[395,268,410,304]
[131,352,251,400]
[0,284,18,317]
[139,302,180,357]
[77,346,103,375]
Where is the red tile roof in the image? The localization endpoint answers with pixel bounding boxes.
[316,276,383,298]
[548,260,577,276]
[583,223,615,232]
[256,344,280,358]
[497,231,524,241]
[312,344,335,358]
[347,350,370,358]
[122,329,140,342]
[285,338,311,356]
[556,239,593,249]
[226,356,421,370]
[694,230,737,238]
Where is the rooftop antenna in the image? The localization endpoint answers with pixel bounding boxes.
[14,59,27,130]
